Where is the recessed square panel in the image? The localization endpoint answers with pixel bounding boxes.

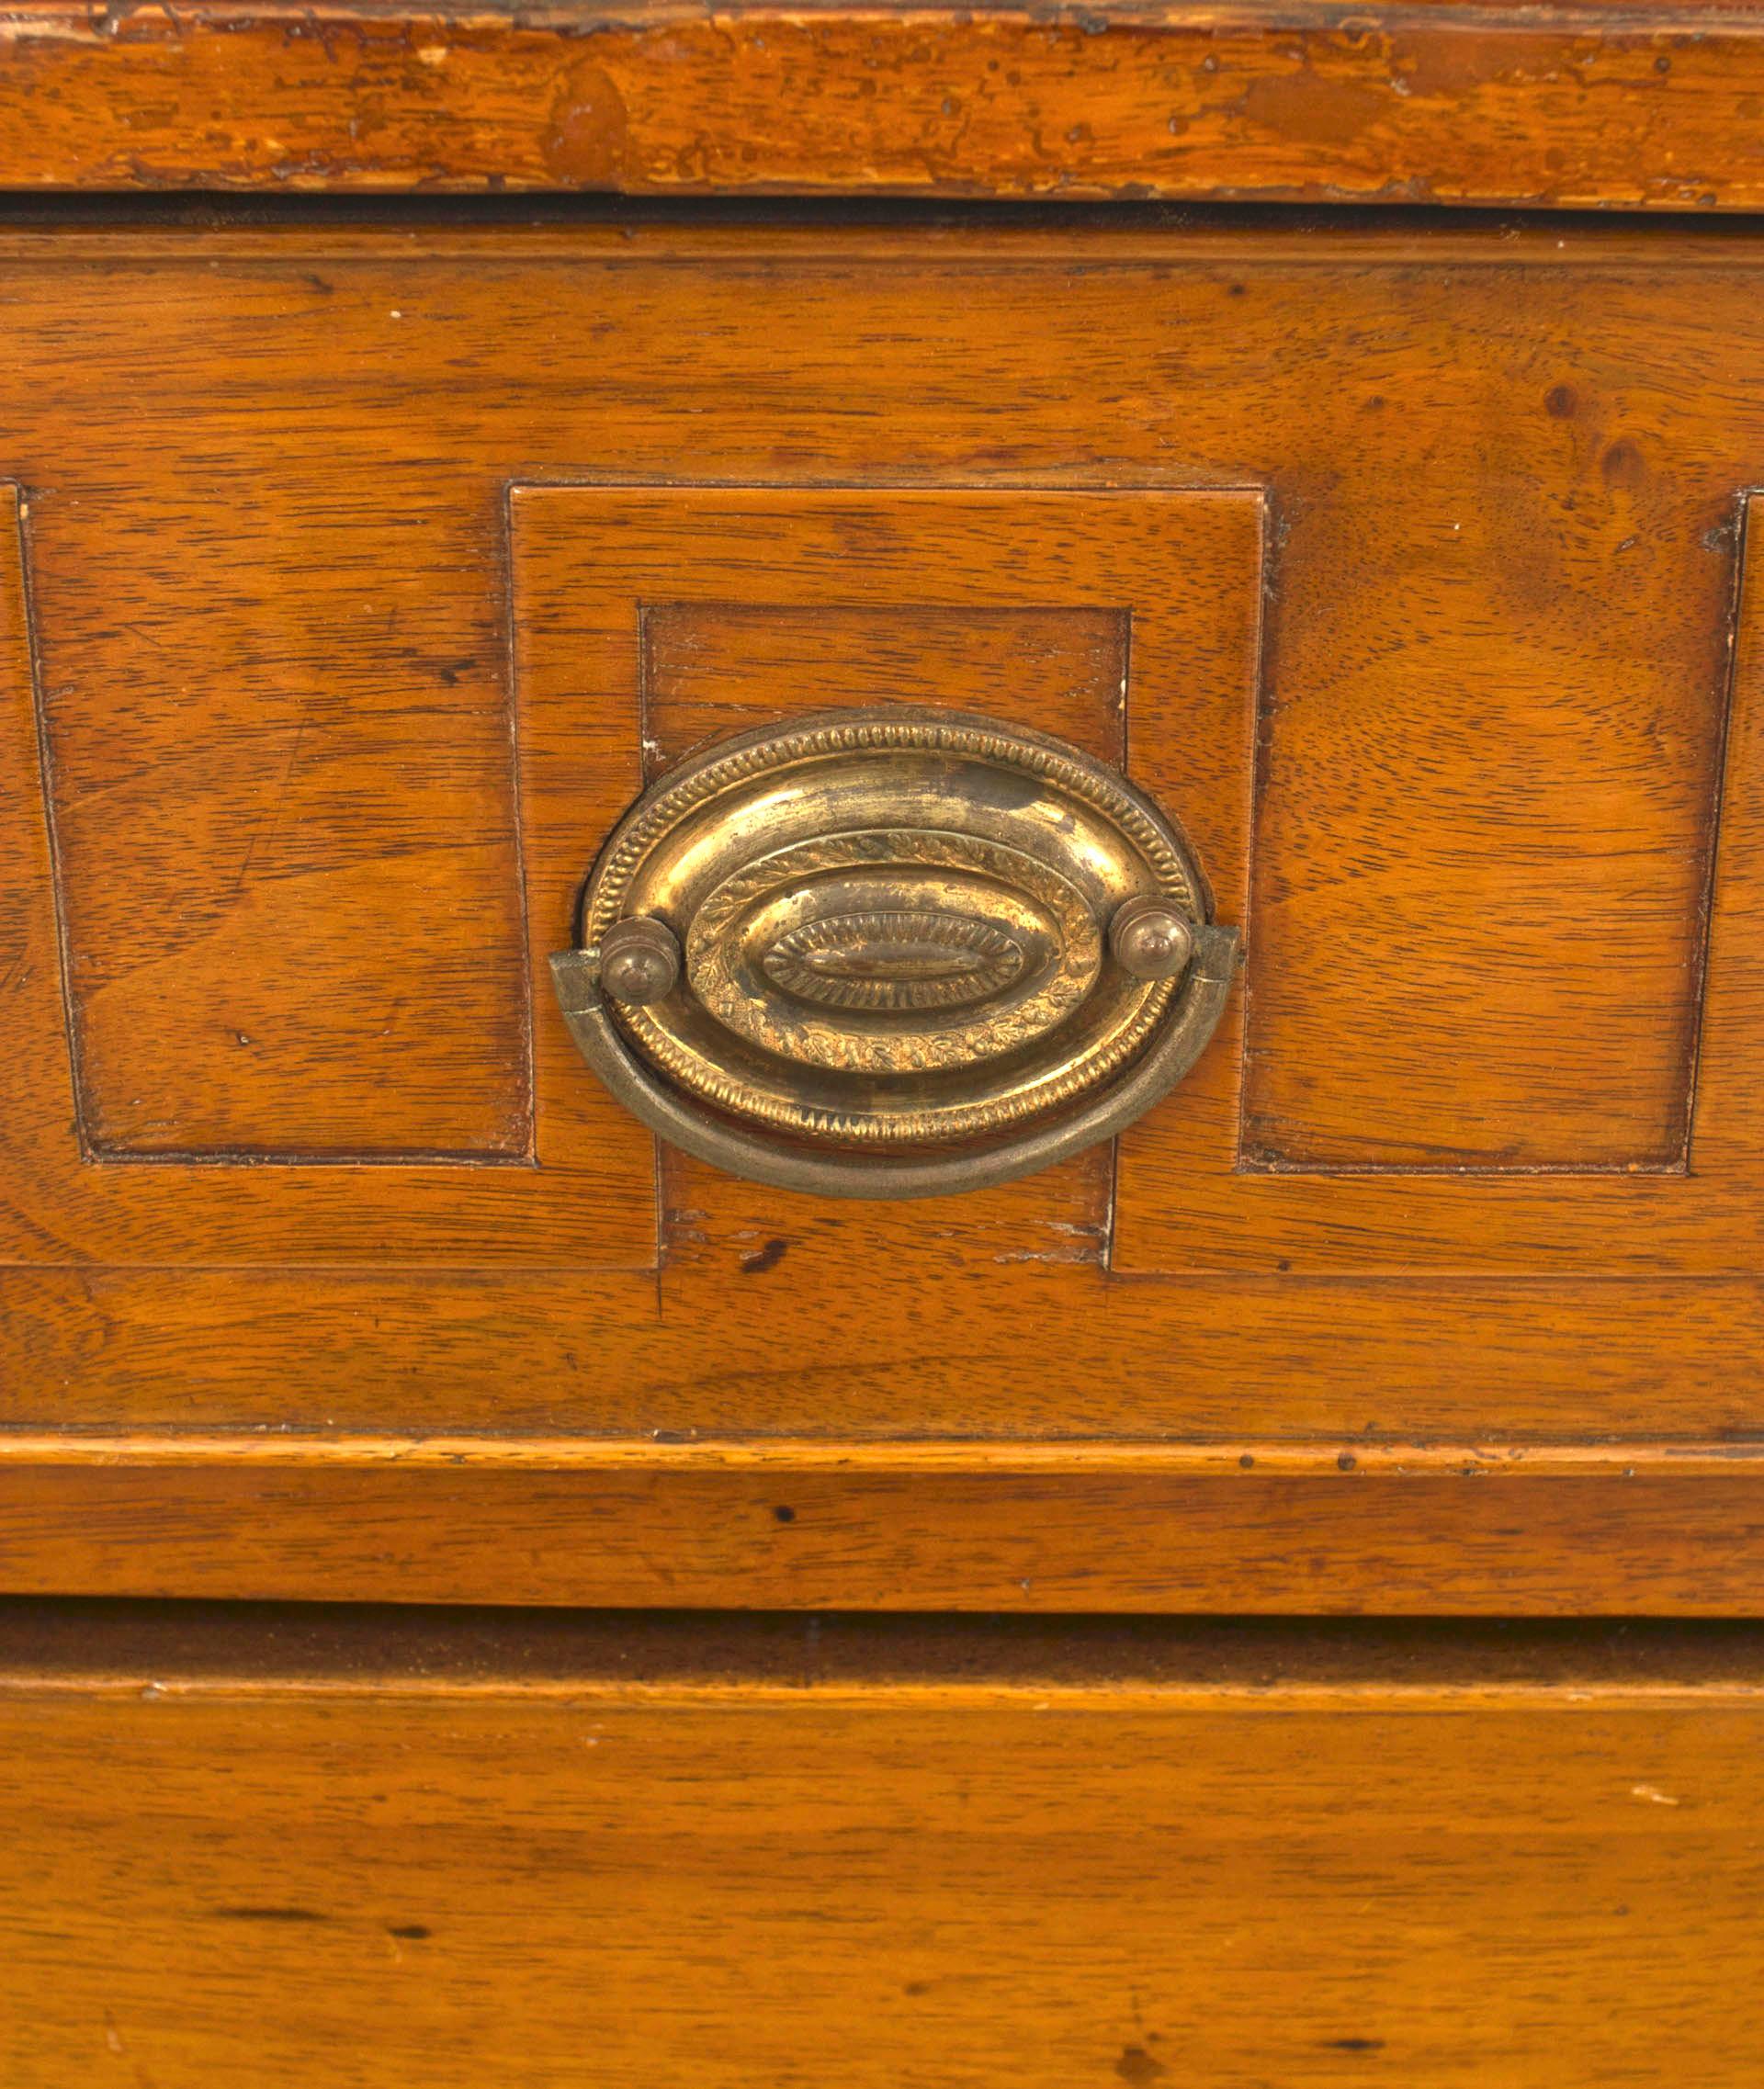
[509,480,1267,1271]
[33,547,531,1162]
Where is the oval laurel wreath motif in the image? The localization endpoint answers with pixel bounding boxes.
[684,830,1096,1078]
[762,910,1028,1013]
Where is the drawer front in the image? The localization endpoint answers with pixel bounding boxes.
[4,1609,1762,2088]
[4,212,1764,1608]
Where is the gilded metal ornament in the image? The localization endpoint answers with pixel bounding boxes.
[551,706,1240,1199]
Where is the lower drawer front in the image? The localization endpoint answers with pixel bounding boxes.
[4,1609,1761,2087]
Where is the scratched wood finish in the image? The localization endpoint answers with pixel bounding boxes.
[5,3,1764,212]
[3,215,1764,1604]
[4,1606,1764,2085]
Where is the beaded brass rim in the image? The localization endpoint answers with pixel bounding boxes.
[582,714,1200,941]
[553,706,1239,1198]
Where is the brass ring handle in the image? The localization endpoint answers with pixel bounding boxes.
[551,707,1241,1200]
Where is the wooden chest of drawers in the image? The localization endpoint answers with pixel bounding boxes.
[5,4,1764,2072]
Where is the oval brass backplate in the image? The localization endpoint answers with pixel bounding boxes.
[551,707,1240,1199]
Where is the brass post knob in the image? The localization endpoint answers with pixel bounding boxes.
[597,917,682,1005]
[1108,896,1196,982]
[551,707,1240,1200]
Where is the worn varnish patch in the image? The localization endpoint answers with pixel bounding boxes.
[0,4,1763,212]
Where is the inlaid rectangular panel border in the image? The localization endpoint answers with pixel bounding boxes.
[1227,490,1747,1179]
[1114,487,1764,1273]
[7,229,1764,1610]
[16,485,537,1169]
[0,478,655,1267]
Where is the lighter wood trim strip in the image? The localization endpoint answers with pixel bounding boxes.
[2,1675,1757,1707]
[0,1432,1758,1474]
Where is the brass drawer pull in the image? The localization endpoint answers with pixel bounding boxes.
[551,708,1239,1199]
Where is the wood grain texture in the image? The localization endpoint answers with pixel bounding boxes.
[1238,466,1728,1171]
[1119,475,1761,1270]
[39,464,535,1161]
[4,215,1764,1603]
[7,1263,1764,1440]
[4,1605,1764,2085]
[0,462,656,1266]
[4,3,1764,211]
[640,601,1131,775]
[5,1451,1764,1610]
